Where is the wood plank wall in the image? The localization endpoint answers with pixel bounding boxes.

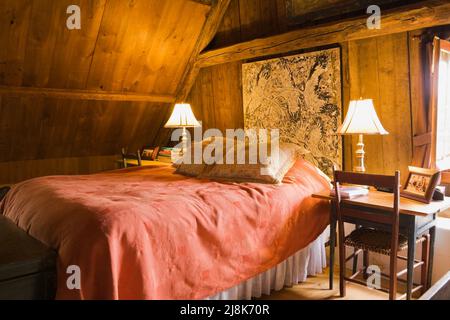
[345,33,413,180]
[0,155,119,185]
[0,0,211,184]
[188,0,414,181]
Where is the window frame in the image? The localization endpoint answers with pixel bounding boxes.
[430,37,450,184]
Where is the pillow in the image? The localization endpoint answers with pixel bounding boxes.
[174,140,210,177]
[174,136,309,184]
[198,141,305,184]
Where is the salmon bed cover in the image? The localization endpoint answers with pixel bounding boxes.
[0,159,330,299]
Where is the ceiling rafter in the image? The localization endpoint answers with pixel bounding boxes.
[0,86,176,103]
[152,0,231,146]
[196,0,450,68]
[176,0,232,102]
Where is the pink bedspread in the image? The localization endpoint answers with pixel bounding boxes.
[0,159,330,300]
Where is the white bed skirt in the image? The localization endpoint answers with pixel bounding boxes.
[207,230,328,300]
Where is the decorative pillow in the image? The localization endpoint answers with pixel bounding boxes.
[198,141,305,184]
[174,136,309,184]
[174,140,210,177]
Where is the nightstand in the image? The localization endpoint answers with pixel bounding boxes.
[116,159,171,168]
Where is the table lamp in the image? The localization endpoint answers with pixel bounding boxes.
[338,99,388,172]
[164,103,201,156]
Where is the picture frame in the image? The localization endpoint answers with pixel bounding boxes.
[242,47,342,178]
[141,146,160,161]
[401,166,441,204]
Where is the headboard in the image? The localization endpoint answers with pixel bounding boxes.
[242,47,343,177]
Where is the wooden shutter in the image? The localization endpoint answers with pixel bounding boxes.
[430,37,450,183]
[410,31,434,169]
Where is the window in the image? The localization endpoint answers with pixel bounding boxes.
[432,38,450,178]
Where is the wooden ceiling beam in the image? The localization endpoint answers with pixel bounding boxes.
[196,0,450,68]
[0,86,175,103]
[176,0,231,101]
[188,0,213,6]
[153,0,230,147]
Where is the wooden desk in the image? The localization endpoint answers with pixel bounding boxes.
[313,189,450,299]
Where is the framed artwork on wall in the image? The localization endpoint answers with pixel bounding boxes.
[242,47,343,177]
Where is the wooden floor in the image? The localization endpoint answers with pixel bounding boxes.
[261,268,392,300]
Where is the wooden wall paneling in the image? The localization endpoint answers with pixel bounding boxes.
[340,42,354,171]
[0,0,106,88]
[176,0,231,101]
[86,0,158,92]
[0,155,119,185]
[86,0,209,95]
[140,103,175,149]
[190,66,217,131]
[210,62,243,132]
[0,94,170,162]
[347,34,412,180]
[211,0,285,49]
[0,0,231,184]
[22,0,66,87]
[238,0,279,42]
[47,0,107,89]
[376,33,413,181]
[137,0,209,95]
[211,0,242,48]
[198,0,450,68]
[130,103,172,150]
[155,0,231,146]
[348,37,383,174]
[195,68,216,130]
[0,0,32,86]
[275,0,289,33]
[186,61,243,133]
[254,0,280,37]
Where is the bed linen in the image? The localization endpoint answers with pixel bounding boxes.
[0,159,330,299]
[208,228,328,299]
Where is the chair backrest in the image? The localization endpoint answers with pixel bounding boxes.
[121,147,142,168]
[333,170,401,227]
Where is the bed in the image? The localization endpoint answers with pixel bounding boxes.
[0,159,330,299]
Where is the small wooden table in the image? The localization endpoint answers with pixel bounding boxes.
[312,189,450,299]
[116,159,171,168]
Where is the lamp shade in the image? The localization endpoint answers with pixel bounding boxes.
[164,103,201,128]
[338,99,388,135]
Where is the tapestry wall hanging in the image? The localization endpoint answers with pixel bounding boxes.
[242,47,342,177]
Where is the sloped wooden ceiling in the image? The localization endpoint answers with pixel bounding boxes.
[0,0,211,165]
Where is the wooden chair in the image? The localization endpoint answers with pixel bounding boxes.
[121,147,142,168]
[333,170,429,300]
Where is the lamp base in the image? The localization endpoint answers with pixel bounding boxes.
[353,134,366,173]
[180,127,187,157]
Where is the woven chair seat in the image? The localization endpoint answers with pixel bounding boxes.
[344,227,408,255]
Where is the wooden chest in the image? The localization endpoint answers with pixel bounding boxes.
[0,214,57,300]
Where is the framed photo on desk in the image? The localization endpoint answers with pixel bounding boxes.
[401,166,441,204]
